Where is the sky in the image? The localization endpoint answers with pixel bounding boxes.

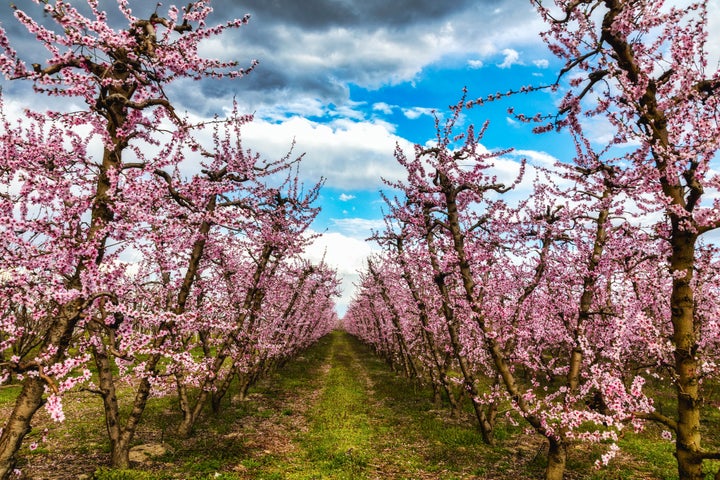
[1,0,718,316]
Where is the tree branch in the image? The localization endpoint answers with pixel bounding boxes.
[153,169,196,210]
[634,411,678,431]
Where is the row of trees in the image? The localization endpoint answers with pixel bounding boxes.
[345,1,720,479]
[0,1,338,477]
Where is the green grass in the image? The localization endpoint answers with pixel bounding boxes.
[292,334,374,478]
[0,384,21,403]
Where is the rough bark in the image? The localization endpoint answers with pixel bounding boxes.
[546,437,568,480]
[669,230,703,479]
[0,377,45,479]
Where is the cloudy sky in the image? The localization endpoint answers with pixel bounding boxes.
[1,1,717,315]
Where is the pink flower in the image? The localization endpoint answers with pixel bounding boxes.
[45,394,65,422]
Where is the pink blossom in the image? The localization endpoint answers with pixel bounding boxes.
[44,394,64,423]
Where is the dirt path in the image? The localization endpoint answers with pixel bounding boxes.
[241,330,494,479]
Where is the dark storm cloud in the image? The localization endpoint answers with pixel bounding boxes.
[213,0,479,30]
[0,0,540,117]
[200,0,538,115]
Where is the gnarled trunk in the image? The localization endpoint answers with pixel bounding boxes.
[670,229,703,480]
[0,377,45,480]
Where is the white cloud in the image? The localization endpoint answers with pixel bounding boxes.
[468,59,484,69]
[513,149,561,167]
[533,58,549,68]
[487,157,527,187]
[330,218,386,238]
[482,151,566,208]
[302,230,379,316]
[372,102,394,114]
[339,193,356,201]
[709,2,720,69]
[402,106,436,120]
[498,48,521,69]
[240,116,415,189]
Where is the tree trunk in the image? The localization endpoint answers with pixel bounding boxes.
[438,287,495,444]
[176,361,240,437]
[545,437,567,480]
[0,377,45,480]
[430,375,442,404]
[670,230,703,480]
[421,204,495,443]
[175,375,196,439]
[109,438,131,470]
[175,371,215,438]
[92,334,158,468]
[235,374,252,401]
[93,340,127,468]
[211,366,236,414]
[176,397,204,439]
[441,356,460,416]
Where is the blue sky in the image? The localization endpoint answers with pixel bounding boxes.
[1,0,718,315]
[309,62,570,229]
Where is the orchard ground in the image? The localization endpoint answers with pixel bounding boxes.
[1,331,718,479]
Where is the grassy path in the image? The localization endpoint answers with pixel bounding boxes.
[232,331,689,480]
[290,331,378,477]
[246,330,502,480]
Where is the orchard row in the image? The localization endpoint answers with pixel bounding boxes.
[0,2,338,477]
[345,1,720,480]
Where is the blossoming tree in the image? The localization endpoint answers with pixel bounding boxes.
[530,1,720,477]
[345,92,717,479]
[0,0,336,476]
